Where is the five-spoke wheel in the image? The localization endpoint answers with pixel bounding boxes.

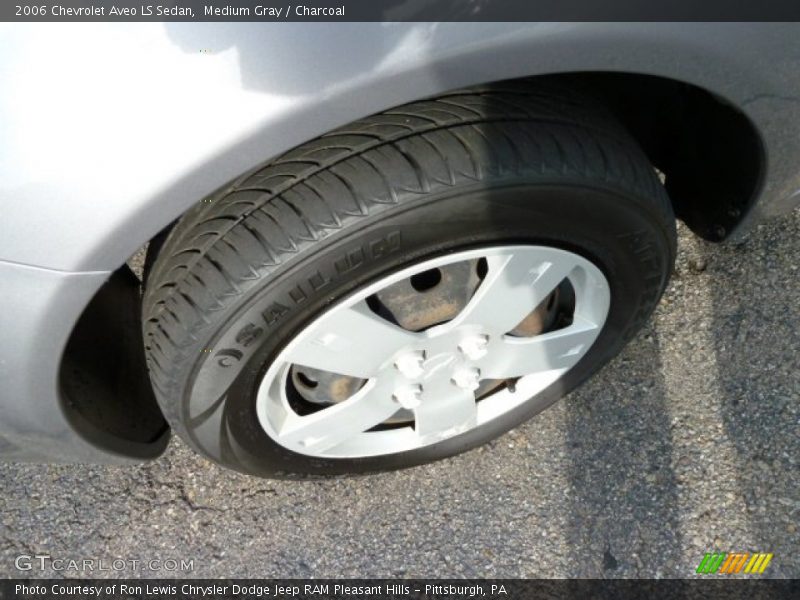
[257,246,610,458]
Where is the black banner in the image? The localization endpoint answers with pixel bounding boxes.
[5,0,800,22]
[1,580,799,600]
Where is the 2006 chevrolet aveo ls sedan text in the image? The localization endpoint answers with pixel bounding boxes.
[1,22,799,477]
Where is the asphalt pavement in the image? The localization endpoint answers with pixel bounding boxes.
[1,211,798,579]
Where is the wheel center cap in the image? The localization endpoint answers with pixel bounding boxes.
[421,352,458,379]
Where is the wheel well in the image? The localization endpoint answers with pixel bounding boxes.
[59,265,168,454]
[145,72,764,250]
[59,71,763,454]
[541,72,763,241]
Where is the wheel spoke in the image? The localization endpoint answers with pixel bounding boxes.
[284,300,420,378]
[481,317,601,379]
[413,386,477,440]
[277,381,399,453]
[455,251,576,335]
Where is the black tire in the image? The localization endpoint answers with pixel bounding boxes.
[143,83,676,478]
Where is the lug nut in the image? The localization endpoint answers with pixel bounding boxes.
[393,385,423,409]
[394,351,426,379]
[458,335,490,360]
[451,367,481,391]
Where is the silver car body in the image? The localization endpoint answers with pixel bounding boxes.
[2,22,799,463]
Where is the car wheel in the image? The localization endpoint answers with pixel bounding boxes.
[143,83,676,477]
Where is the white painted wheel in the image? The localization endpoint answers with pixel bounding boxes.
[255,246,610,458]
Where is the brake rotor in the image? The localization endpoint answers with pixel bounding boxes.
[291,367,368,405]
[375,260,483,331]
